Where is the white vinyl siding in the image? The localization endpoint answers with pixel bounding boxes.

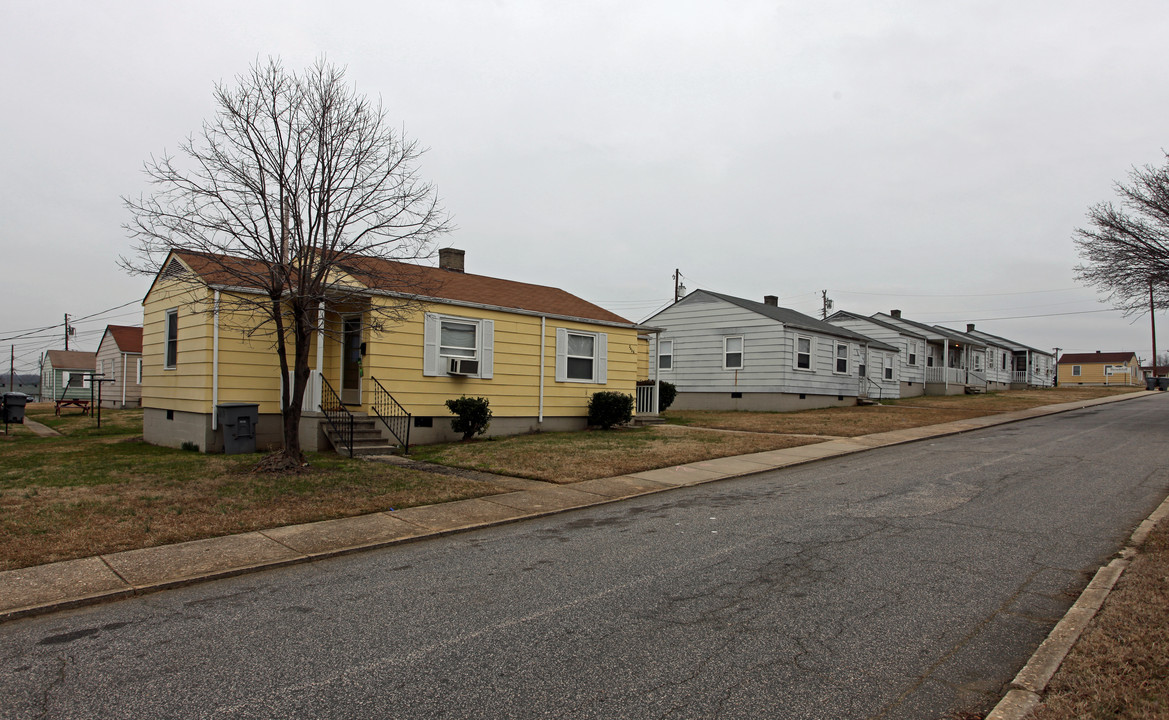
[555,328,607,383]
[422,313,494,379]
[646,293,865,399]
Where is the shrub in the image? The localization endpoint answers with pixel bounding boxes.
[658,381,677,411]
[588,391,633,429]
[445,396,492,440]
[181,441,200,452]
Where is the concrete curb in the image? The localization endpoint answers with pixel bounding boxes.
[0,390,1158,626]
[984,483,1169,720]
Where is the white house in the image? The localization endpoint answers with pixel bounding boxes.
[826,310,930,398]
[644,290,899,411]
[963,324,1055,388]
[873,311,991,395]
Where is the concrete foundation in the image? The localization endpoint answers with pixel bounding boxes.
[924,382,966,396]
[144,407,284,454]
[145,407,592,453]
[899,381,924,398]
[670,391,856,412]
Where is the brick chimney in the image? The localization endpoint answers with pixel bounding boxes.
[439,248,465,273]
[764,295,778,306]
[891,309,902,318]
[967,323,975,333]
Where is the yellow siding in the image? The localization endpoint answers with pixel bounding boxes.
[636,336,649,379]
[142,279,214,413]
[363,300,639,418]
[1058,358,1143,386]
[144,281,639,419]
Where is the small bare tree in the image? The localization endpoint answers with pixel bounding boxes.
[1074,154,1169,313]
[123,58,450,470]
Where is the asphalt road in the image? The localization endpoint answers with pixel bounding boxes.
[4,395,1168,720]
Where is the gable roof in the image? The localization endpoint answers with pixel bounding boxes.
[826,310,930,340]
[46,350,96,371]
[100,325,143,354]
[670,291,897,351]
[963,327,1052,356]
[875,313,986,347]
[1058,351,1139,365]
[155,249,634,327]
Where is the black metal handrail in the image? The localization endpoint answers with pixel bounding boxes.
[863,376,884,401]
[371,377,411,454]
[319,376,355,458]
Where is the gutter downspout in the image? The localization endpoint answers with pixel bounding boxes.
[538,316,546,423]
[212,290,220,430]
[316,302,325,411]
[121,352,127,408]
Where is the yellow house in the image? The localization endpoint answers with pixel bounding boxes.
[142,248,647,453]
[1056,351,1144,387]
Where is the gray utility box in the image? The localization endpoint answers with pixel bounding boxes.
[217,403,259,454]
[3,393,27,424]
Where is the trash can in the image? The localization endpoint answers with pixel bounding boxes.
[2,393,27,424]
[1147,377,1158,390]
[217,403,259,454]
[1158,377,1169,391]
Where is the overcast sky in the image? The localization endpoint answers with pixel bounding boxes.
[4,0,1169,374]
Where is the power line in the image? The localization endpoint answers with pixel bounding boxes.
[836,287,1083,299]
[924,308,1121,323]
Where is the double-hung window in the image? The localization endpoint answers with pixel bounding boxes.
[423,313,494,378]
[164,309,178,369]
[835,343,849,374]
[136,358,143,384]
[884,354,894,380]
[795,336,812,370]
[440,320,477,360]
[1072,365,1081,376]
[556,328,607,383]
[658,339,673,371]
[724,337,743,370]
[567,333,596,380]
[908,342,917,366]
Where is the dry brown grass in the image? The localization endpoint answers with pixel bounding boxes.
[1031,516,1169,720]
[666,387,1141,437]
[411,424,824,483]
[0,408,504,571]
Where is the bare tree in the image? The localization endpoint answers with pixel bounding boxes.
[1074,154,1169,313]
[123,58,450,470]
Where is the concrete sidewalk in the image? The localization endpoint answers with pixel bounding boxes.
[0,390,1158,624]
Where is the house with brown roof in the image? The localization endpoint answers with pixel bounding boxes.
[142,247,646,453]
[1057,351,1144,387]
[95,325,143,408]
[41,350,97,403]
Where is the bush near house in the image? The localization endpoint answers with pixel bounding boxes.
[658,381,677,411]
[445,396,492,440]
[588,391,633,429]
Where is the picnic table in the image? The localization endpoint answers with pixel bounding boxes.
[55,398,90,416]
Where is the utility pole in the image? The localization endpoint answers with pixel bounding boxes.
[821,290,833,320]
[8,345,13,395]
[64,313,70,350]
[673,269,686,303]
[1150,281,1157,378]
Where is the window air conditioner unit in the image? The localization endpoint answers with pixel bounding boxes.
[448,358,479,375]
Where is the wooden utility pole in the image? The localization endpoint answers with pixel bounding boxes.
[821,290,833,320]
[1150,281,1158,378]
[64,313,70,351]
[8,345,13,396]
[673,269,684,303]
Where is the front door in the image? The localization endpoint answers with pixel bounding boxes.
[341,315,362,405]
